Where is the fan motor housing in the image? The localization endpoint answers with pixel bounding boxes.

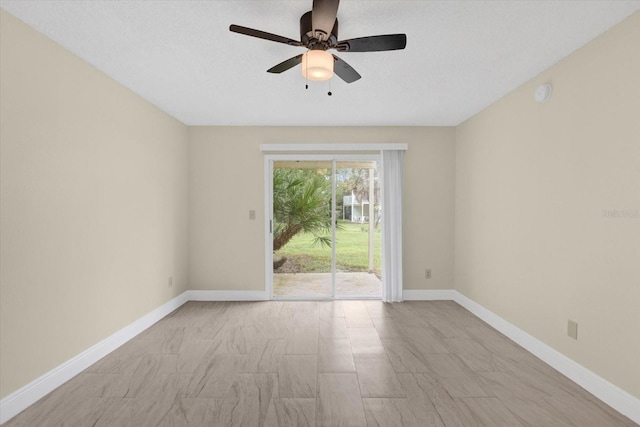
[300,11,338,48]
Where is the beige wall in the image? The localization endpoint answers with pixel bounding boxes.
[455,11,640,399]
[3,0,637,410]
[0,11,189,398]
[189,127,456,292]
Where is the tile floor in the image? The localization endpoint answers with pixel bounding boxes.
[4,300,637,426]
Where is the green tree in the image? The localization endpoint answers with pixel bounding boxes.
[273,168,333,252]
[337,167,381,227]
[346,168,369,203]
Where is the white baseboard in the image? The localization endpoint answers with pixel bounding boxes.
[453,291,640,425]
[0,291,189,425]
[3,289,638,425]
[186,290,269,301]
[1,289,271,423]
[403,289,456,300]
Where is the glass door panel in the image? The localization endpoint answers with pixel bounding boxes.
[272,161,333,298]
[335,161,382,298]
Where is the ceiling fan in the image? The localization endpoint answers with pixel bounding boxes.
[229,0,407,84]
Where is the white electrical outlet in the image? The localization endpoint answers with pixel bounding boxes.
[168,276,173,288]
[249,210,256,220]
[425,269,432,279]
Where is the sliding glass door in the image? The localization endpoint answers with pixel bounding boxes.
[334,161,381,297]
[271,160,333,298]
[267,155,382,300]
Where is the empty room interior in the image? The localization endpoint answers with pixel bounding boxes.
[0,1,639,426]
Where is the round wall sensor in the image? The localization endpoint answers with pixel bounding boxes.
[535,83,552,103]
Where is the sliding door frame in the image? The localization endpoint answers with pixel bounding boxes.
[265,153,381,300]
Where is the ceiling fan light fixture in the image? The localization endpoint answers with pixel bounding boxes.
[301,50,334,81]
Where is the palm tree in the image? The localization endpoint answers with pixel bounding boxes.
[346,168,369,203]
[273,168,333,252]
[339,168,380,227]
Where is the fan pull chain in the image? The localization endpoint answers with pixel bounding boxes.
[305,51,309,90]
[328,78,332,96]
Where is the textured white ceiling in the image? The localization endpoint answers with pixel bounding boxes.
[1,1,639,126]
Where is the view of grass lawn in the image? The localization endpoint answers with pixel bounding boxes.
[275,220,382,276]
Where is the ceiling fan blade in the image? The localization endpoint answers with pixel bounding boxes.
[335,34,407,52]
[267,54,304,74]
[332,54,361,84]
[312,0,340,41]
[229,25,303,47]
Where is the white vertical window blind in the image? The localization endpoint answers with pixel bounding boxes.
[381,149,404,302]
